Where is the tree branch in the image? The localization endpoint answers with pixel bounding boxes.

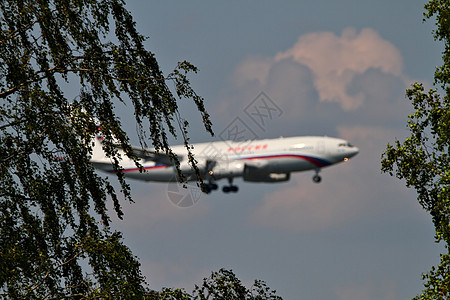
[0,19,40,46]
[25,251,81,298]
[0,64,171,99]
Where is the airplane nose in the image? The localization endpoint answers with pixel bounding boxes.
[348,147,359,158]
[342,147,359,162]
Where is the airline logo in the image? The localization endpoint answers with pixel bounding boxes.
[227,144,269,153]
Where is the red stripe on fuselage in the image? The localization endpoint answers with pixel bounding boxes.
[241,154,330,168]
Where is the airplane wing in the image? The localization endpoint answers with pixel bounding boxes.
[91,135,180,169]
[126,145,180,165]
[242,158,270,169]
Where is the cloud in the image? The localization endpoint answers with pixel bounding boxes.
[221,27,406,120]
[215,27,417,232]
[232,55,274,88]
[346,68,411,128]
[275,27,405,110]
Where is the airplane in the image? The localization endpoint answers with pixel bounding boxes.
[91,135,359,193]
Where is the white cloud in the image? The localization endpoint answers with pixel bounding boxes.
[227,28,405,114]
[275,27,404,110]
[232,40,412,232]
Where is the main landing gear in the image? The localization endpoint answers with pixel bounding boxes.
[203,181,218,194]
[222,177,239,193]
[203,165,219,194]
[312,169,322,183]
[202,173,239,194]
[202,178,239,194]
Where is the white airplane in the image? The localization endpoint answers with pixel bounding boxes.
[91,135,358,193]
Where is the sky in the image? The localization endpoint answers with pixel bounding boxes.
[102,1,445,299]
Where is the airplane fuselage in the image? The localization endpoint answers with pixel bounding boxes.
[92,135,358,193]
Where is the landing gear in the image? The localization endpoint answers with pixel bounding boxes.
[312,169,322,183]
[222,177,239,193]
[202,182,218,194]
[313,175,322,183]
[202,176,239,194]
[222,185,239,193]
[203,164,219,194]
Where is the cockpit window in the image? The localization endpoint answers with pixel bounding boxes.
[339,142,354,147]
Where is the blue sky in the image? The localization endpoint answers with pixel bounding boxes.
[104,1,445,299]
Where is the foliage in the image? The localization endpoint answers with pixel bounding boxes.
[191,268,282,300]
[0,0,213,298]
[143,269,282,300]
[381,0,450,298]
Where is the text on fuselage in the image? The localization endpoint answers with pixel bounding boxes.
[227,144,269,153]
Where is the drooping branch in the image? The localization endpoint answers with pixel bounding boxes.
[0,1,214,298]
[0,62,177,99]
[0,16,41,45]
[25,251,82,297]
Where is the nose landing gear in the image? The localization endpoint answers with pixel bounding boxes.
[313,175,322,183]
[312,169,322,183]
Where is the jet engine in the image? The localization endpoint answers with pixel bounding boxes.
[243,165,290,183]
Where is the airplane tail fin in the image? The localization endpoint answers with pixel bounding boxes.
[90,130,130,173]
[90,133,110,164]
